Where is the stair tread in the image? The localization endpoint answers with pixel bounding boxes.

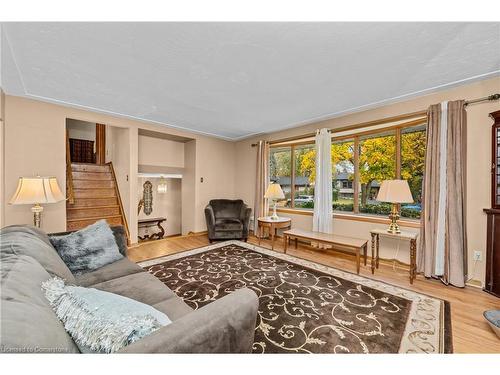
[73,186,115,191]
[71,197,118,200]
[67,205,120,210]
[71,198,117,201]
[72,178,113,180]
[73,187,115,189]
[67,214,123,222]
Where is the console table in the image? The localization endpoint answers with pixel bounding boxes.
[370,229,418,284]
[138,217,166,242]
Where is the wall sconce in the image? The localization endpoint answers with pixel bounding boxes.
[157,176,168,194]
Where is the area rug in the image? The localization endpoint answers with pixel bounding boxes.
[139,240,452,354]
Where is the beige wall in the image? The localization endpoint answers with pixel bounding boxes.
[181,140,197,235]
[66,118,96,142]
[2,95,237,240]
[194,137,237,230]
[138,135,184,168]
[234,77,500,287]
[0,89,5,228]
[107,126,133,238]
[138,177,182,236]
[4,96,67,232]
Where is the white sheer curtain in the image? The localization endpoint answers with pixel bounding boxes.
[313,128,333,234]
[254,141,269,234]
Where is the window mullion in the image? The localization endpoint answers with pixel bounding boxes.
[396,128,401,179]
[291,145,296,209]
[353,136,360,214]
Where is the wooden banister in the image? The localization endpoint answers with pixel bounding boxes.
[107,161,131,244]
[65,131,75,204]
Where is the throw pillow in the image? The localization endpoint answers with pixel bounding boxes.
[42,277,171,353]
[49,220,123,274]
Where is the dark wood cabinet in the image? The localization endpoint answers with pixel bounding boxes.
[484,110,500,297]
[484,209,500,297]
[491,110,500,208]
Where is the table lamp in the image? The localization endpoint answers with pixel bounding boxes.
[376,179,414,234]
[264,183,285,220]
[9,176,66,228]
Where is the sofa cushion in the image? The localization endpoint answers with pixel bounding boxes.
[152,298,193,321]
[75,258,144,287]
[0,224,53,246]
[42,277,171,353]
[92,272,176,306]
[215,218,243,232]
[0,227,75,283]
[0,254,79,353]
[49,220,123,274]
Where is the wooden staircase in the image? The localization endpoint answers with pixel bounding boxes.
[66,162,130,241]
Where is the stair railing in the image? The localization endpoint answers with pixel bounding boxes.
[107,162,131,244]
[66,131,75,204]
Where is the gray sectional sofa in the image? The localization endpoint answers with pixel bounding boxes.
[0,225,259,353]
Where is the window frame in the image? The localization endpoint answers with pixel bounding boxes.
[269,117,426,227]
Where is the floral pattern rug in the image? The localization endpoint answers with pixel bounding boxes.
[140,241,452,353]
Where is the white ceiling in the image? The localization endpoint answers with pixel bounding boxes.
[1,22,499,140]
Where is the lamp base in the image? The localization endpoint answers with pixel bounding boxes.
[387,203,401,234]
[31,203,43,228]
[270,203,279,220]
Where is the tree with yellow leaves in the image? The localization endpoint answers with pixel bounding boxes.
[295,130,426,206]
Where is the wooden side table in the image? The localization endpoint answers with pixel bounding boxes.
[257,216,291,250]
[369,229,418,284]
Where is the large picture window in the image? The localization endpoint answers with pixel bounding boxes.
[269,121,426,220]
[358,131,396,216]
[400,124,426,219]
[294,144,316,209]
[332,139,355,212]
[269,146,292,207]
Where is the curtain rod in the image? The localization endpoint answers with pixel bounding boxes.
[464,93,500,106]
[251,93,500,147]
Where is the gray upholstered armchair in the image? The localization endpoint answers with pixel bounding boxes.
[205,199,252,242]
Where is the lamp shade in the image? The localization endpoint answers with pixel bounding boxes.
[9,177,65,205]
[376,180,414,203]
[264,183,285,199]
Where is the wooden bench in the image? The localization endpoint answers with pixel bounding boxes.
[283,228,368,274]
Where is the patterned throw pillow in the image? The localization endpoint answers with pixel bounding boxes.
[42,277,171,353]
[49,220,123,274]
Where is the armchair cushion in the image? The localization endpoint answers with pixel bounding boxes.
[215,218,243,232]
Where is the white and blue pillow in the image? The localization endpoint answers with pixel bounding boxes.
[42,277,171,353]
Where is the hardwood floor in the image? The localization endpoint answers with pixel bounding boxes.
[128,233,500,353]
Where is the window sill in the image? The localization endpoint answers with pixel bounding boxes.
[275,208,421,229]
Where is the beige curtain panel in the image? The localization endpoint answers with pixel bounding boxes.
[254,141,270,234]
[418,100,467,287]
